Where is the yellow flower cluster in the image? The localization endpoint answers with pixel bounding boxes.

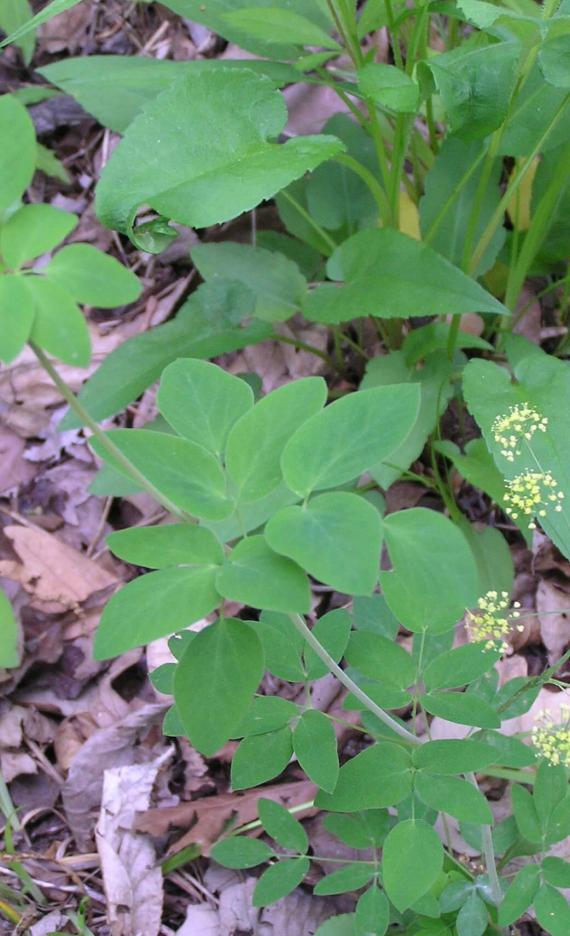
[504,470,564,530]
[466,590,522,654]
[492,403,548,462]
[532,705,570,767]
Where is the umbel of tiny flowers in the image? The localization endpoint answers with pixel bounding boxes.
[492,403,548,462]
[532,704,570,767]
[504,469,564,530]
[466,590,523,654]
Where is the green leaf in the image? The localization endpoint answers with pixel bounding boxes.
[27,276,91,367]
[303,229,507,324]
[315,915,358,936]
[216,536,310,613]
[534,762,568,827]
[282,384,420,497]
[162,705,184,737]
[192,242,307,323]
[303,608,352,680]
[456,892,489,936]
[403,322,492,364]
[356,884,389,935]
[547,794,570,845]
[500,63,570,156]
[45,244,141,308]
[231,726,293,789]
[96,69,343,237]
[255,611,306,681]
[266,492,382,595]
[258,798,308,853]
[462,522,515,598]
[315,743,412,812]
[0,274,34,362]
[211,836,273,869]
[415,773,493,825]
[420,138,505,276]
[314,862,375,896]
[512,784,542,843]
[534,883,570,936]
[352,594,399,640]
[62,280,271,427]
[471,730,536,768]
[174,618,264,756]
[0,205,77,268]
[223,7,340,49]
[422,692,500,729]
[293,709,339,793]
[359,62,419,113]
[435,438,507,511]
[382,819,443,912]
[0,589,19,668]
[157,359,253,457]
[0,0,84,47]
[252,856,310,907]
[540,33,570,88]
[498,864,541,926]
[542,857,570,888]
[413,740,498,774]
[107,523,223,568]
[0,94,35,214]
[423,643,500,691]
[380,508,479,634]
[36,143,69,183]
[232,695,298,737]
[226,377,327,502]
[324,811,392,849]
[345,631,416,689]
[94,566,221,659]
[0,0,35,63]
[149,663,176,695]
[90,429,233,520]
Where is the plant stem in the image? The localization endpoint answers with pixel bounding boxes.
[335,152,391,223]
[31,344,191,521]
[279,189,338,254]
[289,614,421,745]
[467,774,503,908]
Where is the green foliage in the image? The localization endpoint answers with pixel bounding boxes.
[0,588,19,669]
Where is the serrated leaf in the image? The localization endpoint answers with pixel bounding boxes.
[382,819,443,912]
[231,726,293,789]
[293,709,339,793]
[314,862,375,896]
[45,244,141,308]
[252,856,310,907]
[258,798,308,853]
[212,836,273,869]
[174,618,264,756]
[315,743,412,812]
[0,205,77,267]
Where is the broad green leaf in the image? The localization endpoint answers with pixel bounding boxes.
[434,439,509,514]
[402,322,492,364]
[96,69,343,237]
[539,33,570,88]
[0,0,84,47]
[157,359,253,456]
[36,143,69,183]
[423,643,500,691]
[255,611,305,681]
[225,377,327,502]
[380,508,479,634]
[265,492,382,595]
[90,429,233,520]
[356,884,389,936]
[45,244,141,308]
[420,138,505,275]
[192,242,307,323]
[0,94,35,214]
[462,521,515,597]
[0,205,77,268]
[352,594,399,640]
[532,142,570,263]
[414,740,499,774]
[0,274,34,362]
[303,229,507,324]
[343,678,411,714]
[345,632,416,689]
[231,725,293,789]
[277,179,339,256]
[149,663,176,695]
[324,811,392,849]
[232,695,298,737]
[471,730,536,768]
[534,762,567,827]
[281,384,421,497]
[211,836,273,869]
[39,57,298,133]
[0,589,19,668]
[174,618,263,756]
[315,743,412,812]
[512,784,542,843]
[293,709,339,793]
[106,524,224,568]
[498,864,541,926]
[315,916,358,936]
[163,705,185,736]
[534,883,570,936]
[224,7,339,49]
[422,692,500,729]
[27,276,91,367]
[303,608,352,680]
[216,536,310,613]
[547,795,570,845]
[456,892,489,936]
[0,0,35,63]
[499,63,570,156]
[382,819,443,912]
[314,862,375,896]
[94,566,221,659]
[542,857,570,888]
[252,856,310,907]
[62,280,271,427]
[415,773,493,825]
[359,62,419,113]
[258,798,308,853]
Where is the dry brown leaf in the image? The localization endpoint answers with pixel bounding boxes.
[0,426,37,493]
[0,525,118,612]
[536,578,570,664]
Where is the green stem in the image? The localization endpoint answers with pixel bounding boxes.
[290,614,421,744]
[335,152,391,223]
[31,344,191,521]
[279,189,338,254]
[273,333,333,367]
[466,773,503,907]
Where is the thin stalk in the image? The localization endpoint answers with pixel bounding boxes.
[31,344,191,521]
[273,333,333,367]
[467,773,502,908]
[289,614,421,745]
[279,189,338,254]
[335,152,391,223]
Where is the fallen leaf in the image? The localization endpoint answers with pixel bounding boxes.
[536,578,570,664]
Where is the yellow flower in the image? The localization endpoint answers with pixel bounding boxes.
[503,470,564,529]
[532,705,570,767]
[492,403,548,462]
[466,590,522,654]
